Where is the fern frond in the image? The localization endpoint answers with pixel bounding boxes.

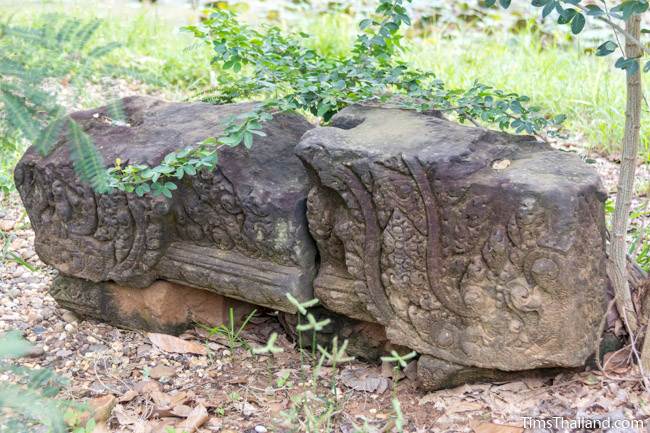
[87,41,121,60]
[54,16,80,45]
[0,383,68,433]
[2,24,48,47]
[1,81,57,112]
[66,119,109,192]
[0,89,40,141]
[106,99,126,124]
[74,18,101,50]
[0,13,140,193]
[34,113,66,156]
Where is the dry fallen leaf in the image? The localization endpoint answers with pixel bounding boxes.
[447,400,484,414]
[148,333,207,355]
[603,347,631,371]
[149,364,177,379]
[151,390,173,407]
[68,395,117,428]
[177,405,209,432]
[89,395,117,423]
[114,406,139,426]
[471,422,523,433]
[134,380,162,395]
[171,404,193,418]
[118,389,139,403]
[341,367,389,393]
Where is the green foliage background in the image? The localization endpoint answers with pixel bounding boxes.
[1,0,648,190]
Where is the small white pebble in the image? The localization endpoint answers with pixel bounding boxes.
[255,426,267,433]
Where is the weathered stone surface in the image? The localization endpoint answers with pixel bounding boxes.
[416,355,567,390]
[51,275,256,334]
[15,96,316,312]
[417,355,518,390]
[296,104,609,374]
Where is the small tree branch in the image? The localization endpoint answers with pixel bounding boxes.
[608,15,642,337]
[567,1,650,58]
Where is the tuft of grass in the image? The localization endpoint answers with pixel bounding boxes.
[202,307,257,351]
[0,1,213,98]
[298,13,356,58]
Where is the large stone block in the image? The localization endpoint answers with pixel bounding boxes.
[15,96,316,312]
[51,276,256,335]
[296,105,609,374]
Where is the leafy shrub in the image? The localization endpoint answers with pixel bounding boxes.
[106,0,562,196]
[0,1,565,198]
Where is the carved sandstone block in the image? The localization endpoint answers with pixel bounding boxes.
[15,96,316,312]
[296,105,609,372]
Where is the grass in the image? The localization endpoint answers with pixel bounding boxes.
[203,307,258,351]
[0,0,648,195]
[404,28,650,160]
[0,1,213,98]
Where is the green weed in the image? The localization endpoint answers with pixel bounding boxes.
[203,307,257,351]
[0,230,37,272]
[266,294,409,433]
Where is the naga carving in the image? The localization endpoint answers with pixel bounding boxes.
[296,104,608,374]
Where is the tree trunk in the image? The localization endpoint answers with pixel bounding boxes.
[609,15,641,337]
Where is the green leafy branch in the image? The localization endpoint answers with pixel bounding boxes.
[106,143,216,198]
[104,2,565,196]
[186,4,563,129]
[490,0,650,73]
[104,105,273,197]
